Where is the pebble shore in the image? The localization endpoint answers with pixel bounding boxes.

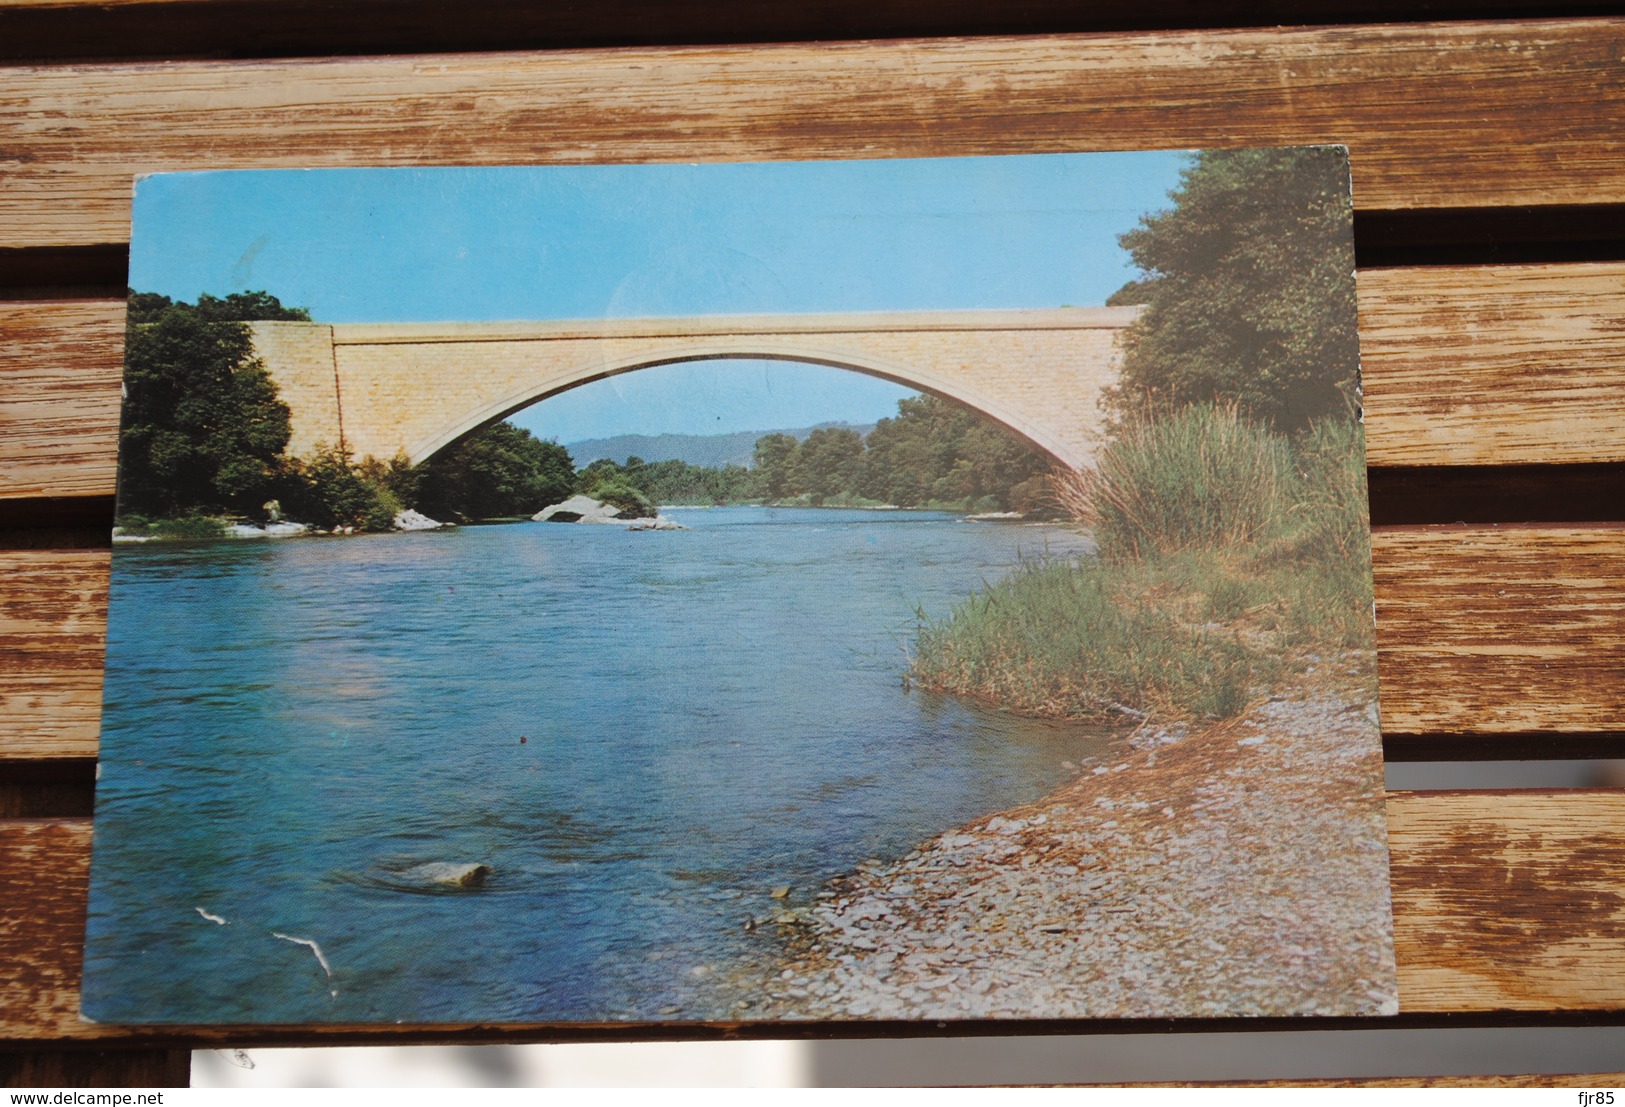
[743,677,1397,1020]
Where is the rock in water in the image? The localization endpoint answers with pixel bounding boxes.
[223,522,310,539]
[400,862,491,889]
[533,494,634,524]
[392,508,446,531]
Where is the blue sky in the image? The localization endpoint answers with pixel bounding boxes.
[130,154,1188,442]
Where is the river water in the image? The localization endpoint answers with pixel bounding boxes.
[84,507,1117,1024]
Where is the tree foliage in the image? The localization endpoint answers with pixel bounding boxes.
[616,457,759,506]
[1107,147,1360,433]
[859,395,1050,511]
[858,395,1046,510]
[416,421,577,520]
[751,434,799,500]
[285,445,402,531]
[117,290,307,518]
[127,290,312,326]
[790,426,866,504]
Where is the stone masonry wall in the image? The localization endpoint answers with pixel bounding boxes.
[247,321,341,458]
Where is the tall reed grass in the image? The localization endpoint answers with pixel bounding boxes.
[1057,404,1296,562]
[912,405,1374,721]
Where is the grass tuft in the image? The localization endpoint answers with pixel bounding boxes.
[913,406,1374,722]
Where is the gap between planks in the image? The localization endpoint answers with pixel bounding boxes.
[3,261,1625,503]
[0,523,1622,760]
[2,791,1624,1040]
[4,0,1623,66]
[0,19,1623,248]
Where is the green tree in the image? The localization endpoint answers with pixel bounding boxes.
[790,427,865,504]
[192,291,312,323]
[357,451,421,509]
[630,458,760,505]
[859,394,1048,510]
[416,421,576,520]
[752,433,799,500]
[117,290,306,519]
[575,457,628,495]
[1107,147,1360,432]
[581,475,655,518]
[286,444,401,531]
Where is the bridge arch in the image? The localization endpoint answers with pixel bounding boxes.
[248,308,1137,475]
[413,346,1075,469]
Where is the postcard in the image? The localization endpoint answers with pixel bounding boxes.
[83,150,1396,1024]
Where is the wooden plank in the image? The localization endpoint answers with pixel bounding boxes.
[1373,525,1625,740]
[0,550,107,760]
[0,301,122,501]
[0,19,1622,249]
[4,793,1623,1040]
[7,264,1625,501]
[1,524,1620,761]
[1359,264,1625,469]
[0,821,93,1042]
[1388,791,1625,1013]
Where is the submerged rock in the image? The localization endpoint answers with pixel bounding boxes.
[627,518,690,531]
[399,862,492,889]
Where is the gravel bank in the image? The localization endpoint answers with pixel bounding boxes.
[749,680,1397,1020]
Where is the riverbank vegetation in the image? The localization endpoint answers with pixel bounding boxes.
[911,147,1372,723]
[911,406,1371,720]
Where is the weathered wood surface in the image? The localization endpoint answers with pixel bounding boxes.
[1,19,1623,248]
[1,821,93,1042]
[0,550,106,760]
[4,792,1622,1040]
[1373,525,1625,740]
[1388,791,1625,1013]
[0,300,122,501]
[1,525,1618,761]
[5,262,1625,502]
[1358,263,1625,468]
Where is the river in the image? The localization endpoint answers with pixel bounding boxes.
[83,507,1120,1024]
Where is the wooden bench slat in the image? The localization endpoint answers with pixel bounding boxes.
[1388,790,1625,1014]
[1,524,1620,761]
[1358,263,1625,468]
[0,550,107,760]
[1372,524,1625,740]
[1,19,1622,249]
[4,792,1622,1040]
[6,263,1625,501]
[0,300,123,501]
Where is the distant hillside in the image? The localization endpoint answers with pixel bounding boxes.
[566,423,878,469]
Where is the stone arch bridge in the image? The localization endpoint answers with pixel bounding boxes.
[248,307,1139,472]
